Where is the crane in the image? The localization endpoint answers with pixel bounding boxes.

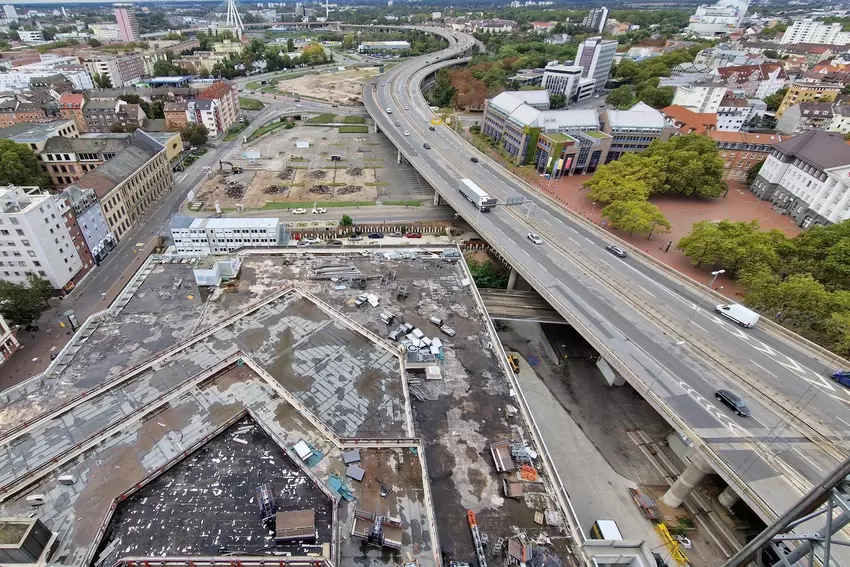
[467,510,488,567]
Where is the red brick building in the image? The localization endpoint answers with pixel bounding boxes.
[59,93,87,133]
[709,131,784,181]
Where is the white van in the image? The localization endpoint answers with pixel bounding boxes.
[386,107,393,114]
[715,304,760,328]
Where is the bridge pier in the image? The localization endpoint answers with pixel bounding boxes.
[662,451,714,508]
[397,149,402,165]
[718,485,740,508]
[433,192,442,206]
[507,267,518,291]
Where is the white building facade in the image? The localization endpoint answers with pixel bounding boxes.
[172,218,282,255]
[574,36,617,92]
[671,83,729,113]
[0,186,83,290]
[686,0,749,37]
[780,19,850,45]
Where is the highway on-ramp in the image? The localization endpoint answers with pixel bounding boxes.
[363,29,850,533]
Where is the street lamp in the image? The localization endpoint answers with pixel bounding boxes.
[708,269,725,289]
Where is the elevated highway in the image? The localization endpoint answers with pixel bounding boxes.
[363,27,850,550]
[479,290,566,324]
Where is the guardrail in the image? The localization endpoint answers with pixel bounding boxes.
[368,60,781,523]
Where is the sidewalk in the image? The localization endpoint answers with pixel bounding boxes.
[526,173,801,299]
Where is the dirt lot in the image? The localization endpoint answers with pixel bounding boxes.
[278,67,380,104]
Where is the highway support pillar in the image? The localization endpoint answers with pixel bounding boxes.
[397,149,402,165]
[507,267,518,291]
[662,451,714,508]
[718,485,740,508]
[433,192,442,206]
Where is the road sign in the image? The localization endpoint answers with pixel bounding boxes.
[504,196,524,206]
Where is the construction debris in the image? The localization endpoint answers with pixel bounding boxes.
[262,185,284,194]
[308,170,327,179]
[347,166,363,177]
[309,184,333,195]
[337,185,362,195]
[278,167,294,180]
[521,464,539,482]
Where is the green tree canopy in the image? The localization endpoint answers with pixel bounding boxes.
[0,140,49,187]
[677,219,787,275]
[180,123,209,146]
[606,85,635,109]
[745,160,764,185]
[602,200,671,238]
[763,88,787,112]
[644,134,726,197]
[0,280,44,327]
[583,153,662,203]
[784,221,850,291]
[340,214,353,227]
[93,73,112,89]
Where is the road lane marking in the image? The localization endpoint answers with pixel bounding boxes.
[638,285,656,298]
[598,258,612,269]
[749,359,778,379]
[568,237,580,246]
[690,321,707,333]
[792,447,824,473]
[835,415,850,429]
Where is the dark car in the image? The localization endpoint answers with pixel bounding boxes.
[470,157,479,163]
[605,244,627,258]
[423,143,431,149]
[367,232,384,239]
[715,389,751,417]
[327,239,344,247]
[429,125,436,131]
[405,232,422,238]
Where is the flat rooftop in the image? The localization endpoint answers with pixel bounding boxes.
[0,249,573,566]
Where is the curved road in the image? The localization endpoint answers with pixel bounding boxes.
[364,29,850,531]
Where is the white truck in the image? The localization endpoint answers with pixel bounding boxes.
[715,303,760,328]
[458,179,498,212]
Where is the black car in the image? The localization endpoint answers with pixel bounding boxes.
[367,233,384,239]
[715,389,751,417]
[429,125,436,131]
[605,244,627,258]
[423,143,431,149]
[470,157,479,163]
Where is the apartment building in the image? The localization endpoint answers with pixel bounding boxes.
[582,7,609,33]
[574,36,617,92]
[827,106,850,134]
[40,134,134,189]
[83,99,145,133]
[660,105,717,134]
[18,30,44,44]
[776,102,836,135]
[0,186,84,292]
[714,63,787,98]
[84,54,147,89]
[776,82,841,117]
[671,82,729,113]
[196,80,239,136]
[0,119,78,153]
[600,102,674,163]
[70,131,169,241]
[90,23,122,42]
[0,99,46,128]
[59,93,86,133]
[113,3,141,42]
[60,185,115,263]
[780,19,850,45]
[751,131,850,227]
[164,102,190,130]
[55,196,95,283]
[716,96,756,131]
[709,131,782,181]
[0,313,19,363]
[172,218,282,255]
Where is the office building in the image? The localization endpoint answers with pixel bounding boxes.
[582,7,609,33]
[2,5,17,21]
[780,19,850,46]
[71,130,171,241]
[574,37,617,92]
[508,69,545,88]
[0,186,85,292]
[542,65,594,103]
[18,30,45,43]
[686,0,749,37]
[671,82,729,113]
[600,102,673,162]
[750,131,850,227]
[172,218,283,255]
[113,3,140,43]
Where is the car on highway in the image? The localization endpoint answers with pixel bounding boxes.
[423,143,431,149]
[429,125,436,131]
[395,121,401,127]
[715,389,751,417]
[367,232,384,239]
[404,106,410,110]
[470,157,479,163]
[312,207,327,214]
[295,103,303,108]
[605,244,627,258]
[292,208,307,214]
[527,233,544,245]
[404,130,410,136]
[405,232,422,238]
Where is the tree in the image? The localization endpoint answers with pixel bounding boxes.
[583,153,662,203]
[644,134,726,197]
[784,221,850,291]
[635,79,675,108]
[153,59,187,77]
[824,311,850,356]
[148,100,164,120]
[88,38,102,47]
[0,140,50,187]
[602,200,671,238]
[93,73,113,89]
[286,37,295,52]
[763,88,787,112]
[431,69,456,107]
[763,49,779,59]
[180,123,209,146]
[606,85,635,109]
[343,33,356,49]
[0,281,44,327]
[745,160,764,185]
[549,93,567,109]
[340,214,353,227]
[26,274,53,308]
[677,219,786,275]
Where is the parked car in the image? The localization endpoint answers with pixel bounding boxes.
[388,232,403,237]
[303,237,321,244]
[296,239,311,247]
[405,232,422,238]
[527,233,543,245]
[605,244,627,258]
[715,389,751,417]
[367,232,384,239]
[327,239,344,247]
[292,208,307,214]
[470,157,479,163]
[312,207,327,214]
[348,235,363,241]
[423,143,431,149]
[404,105,410,110]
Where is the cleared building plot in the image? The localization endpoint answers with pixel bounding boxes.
[277,67,381,104]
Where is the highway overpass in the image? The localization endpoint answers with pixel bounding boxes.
[363,26,850,558]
